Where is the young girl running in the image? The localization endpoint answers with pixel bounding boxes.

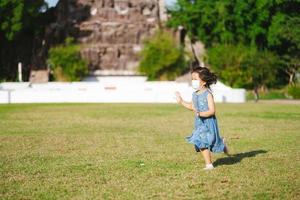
[175,67,229,170]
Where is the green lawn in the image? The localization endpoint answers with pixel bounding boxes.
[1,103,300,199]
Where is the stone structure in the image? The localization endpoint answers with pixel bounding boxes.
[29,70,50,83]
[47,0,167,75]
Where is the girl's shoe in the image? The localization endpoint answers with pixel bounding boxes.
[223,138,230,156]
[203,164,214,170]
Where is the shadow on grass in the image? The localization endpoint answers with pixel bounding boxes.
[213,150,267,167]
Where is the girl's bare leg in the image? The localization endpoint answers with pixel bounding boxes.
[200,148,212,164]
[223,138,230,156]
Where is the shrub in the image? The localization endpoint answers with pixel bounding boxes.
[287,85,300,99]
[208,44,279,89]
[139,30,187,80]
[47,37,88,81]
[246,89,287,100]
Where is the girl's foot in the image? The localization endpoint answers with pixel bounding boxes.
[223,138,230,156]
[203,163,214,170]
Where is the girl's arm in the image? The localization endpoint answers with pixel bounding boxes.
[198,93,216,117]
[180,99,194,111]
[175,92,195,111]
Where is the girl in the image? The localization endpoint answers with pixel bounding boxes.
[175,67,229,170]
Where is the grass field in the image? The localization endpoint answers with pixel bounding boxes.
[1,103,300,199]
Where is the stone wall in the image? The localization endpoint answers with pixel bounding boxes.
[49,0,166,74]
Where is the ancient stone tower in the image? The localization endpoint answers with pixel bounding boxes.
[51,0,167,75]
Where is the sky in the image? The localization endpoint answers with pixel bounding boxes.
[45,0,177,8]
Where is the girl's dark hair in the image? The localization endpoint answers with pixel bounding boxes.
[191,67,217,88]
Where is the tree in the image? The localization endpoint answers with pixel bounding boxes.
[0,0,47,40]
[167,0,300,88]
[208,44,278,100]
[0,0,48,81]
[139,30,187,80]
[268,12,300,85]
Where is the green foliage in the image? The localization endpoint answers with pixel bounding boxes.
[0,78,7,83]
[139,30,187,80]
[0,0,48,81]
[47,38,88,82]
[287,85,300,99]
[168,0,299,49]
[246,89,287,100]
[268,11,300,84]
[0,0,47,40]
[208,44,278,89]
[0,0,24,40]
[167,0,300,88]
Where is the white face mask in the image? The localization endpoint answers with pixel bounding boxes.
[191,80,200,90]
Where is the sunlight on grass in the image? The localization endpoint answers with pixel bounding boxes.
[1,103,299,199]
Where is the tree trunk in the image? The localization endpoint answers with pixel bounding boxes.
[190,38,200,67]
[286,66,296,86]
[253,87,259,102]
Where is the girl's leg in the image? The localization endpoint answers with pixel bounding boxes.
[200,148,212,164]
[223,138,230,156]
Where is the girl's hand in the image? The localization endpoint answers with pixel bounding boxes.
[175,91,183,104]
[192,108,198,115]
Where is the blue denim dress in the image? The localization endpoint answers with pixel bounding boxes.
[186,90,225,153]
